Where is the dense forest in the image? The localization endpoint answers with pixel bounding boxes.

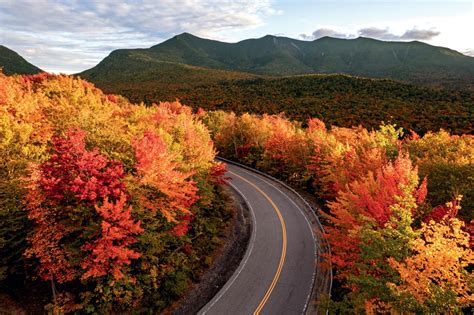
[0,72,231,313]
[0,70,472,313]
[200,110,474,312]
[85,73,474,136]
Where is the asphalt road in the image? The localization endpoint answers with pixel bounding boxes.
[199,162,316,315]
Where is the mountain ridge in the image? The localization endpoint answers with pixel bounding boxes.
[80,32,474,89]
[0,45,43,75]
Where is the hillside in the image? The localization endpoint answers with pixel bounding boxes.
[80,69,474,135]
[80,49,256,102]
[0,45,42,75]
[81,32,474,89]
[184,75,474,135]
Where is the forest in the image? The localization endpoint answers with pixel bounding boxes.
[0,71,472,313]
[201,110,474,313]
[0,72,231,313]
[88,73,474,136]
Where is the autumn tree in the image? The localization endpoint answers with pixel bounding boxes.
[259,115,311,185]
[81,193,143,281]
[25,128,142,301]
[132,130,198,222]
[324,154,426,279]
[406,130,474,222]
[387,218,474,313]
[0,73,51,280]
[338,184,419,313]
[309,124,402,201]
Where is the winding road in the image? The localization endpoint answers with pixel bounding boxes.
[199,162,318,315]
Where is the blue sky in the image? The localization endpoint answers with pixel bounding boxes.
[1,0,473,73]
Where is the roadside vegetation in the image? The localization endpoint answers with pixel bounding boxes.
[0,72,232,313]
[201,110,474,312]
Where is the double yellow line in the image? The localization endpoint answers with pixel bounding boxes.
[229,171,287,315]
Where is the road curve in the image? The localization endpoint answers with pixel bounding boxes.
[199,162,316,315]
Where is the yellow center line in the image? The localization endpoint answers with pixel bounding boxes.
[228,171,287,315]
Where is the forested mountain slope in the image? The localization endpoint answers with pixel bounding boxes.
[0,45,42,75]
[81,32,474,89]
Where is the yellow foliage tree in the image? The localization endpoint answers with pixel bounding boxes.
[388,217,474,313]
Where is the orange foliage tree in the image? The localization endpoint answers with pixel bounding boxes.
[81,193,143,281]
[324,154,426,279]
[387,218,473,313]
[132,131,198,222]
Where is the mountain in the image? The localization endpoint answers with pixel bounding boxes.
[81,33,474,89]
[0,45,42,75]
[78,33,474,135]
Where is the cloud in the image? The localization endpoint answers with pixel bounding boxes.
[462,49,474,57]
[358,27,399,40]
[359,27,440,41]
[300,28,354,40]
[400,29,440,40]
[0,0,276,73]
[300,26,440,42]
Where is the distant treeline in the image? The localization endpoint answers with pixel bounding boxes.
[92,74,474,135]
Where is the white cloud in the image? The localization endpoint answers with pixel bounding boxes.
[462,49,474,57]
[0,0,277,73]
[300,28,354,40]
[400,28,440,40]
[300,26,440,41]
[357,27,399,40]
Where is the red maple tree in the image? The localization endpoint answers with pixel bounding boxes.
[25,128,141,283]
[81,193,143,280]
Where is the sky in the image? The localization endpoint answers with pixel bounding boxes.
[1,0,473,73]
